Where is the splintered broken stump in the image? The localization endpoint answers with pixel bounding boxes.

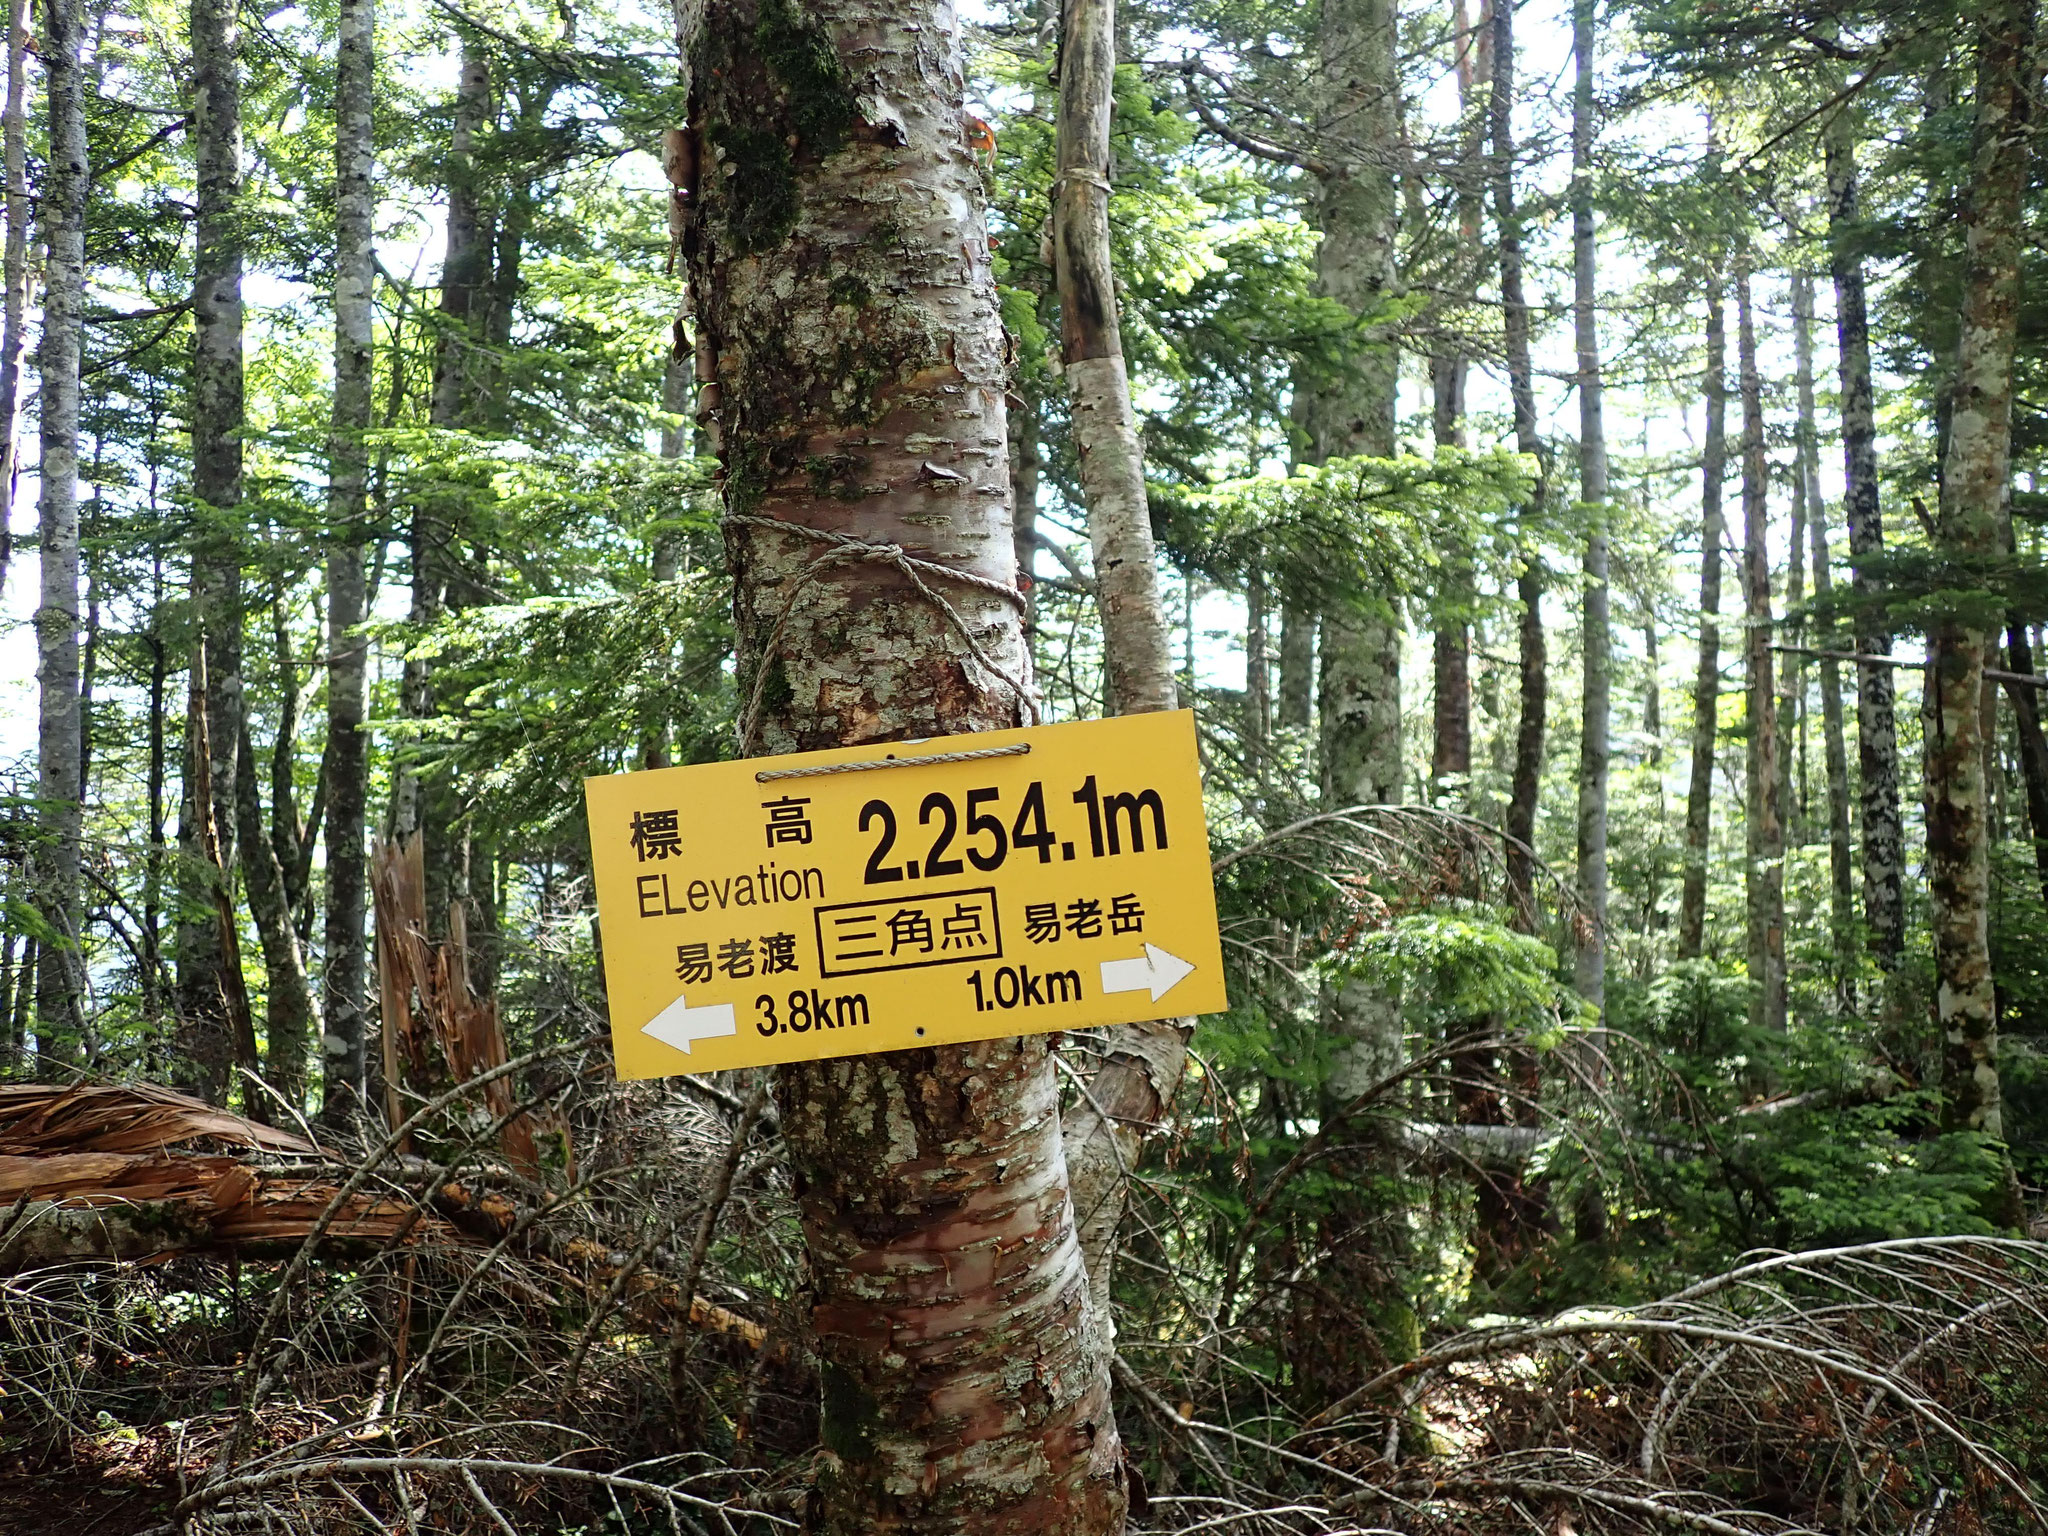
[0,1082,765,1352]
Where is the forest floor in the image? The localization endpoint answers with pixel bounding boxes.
[0,1438,179,1534]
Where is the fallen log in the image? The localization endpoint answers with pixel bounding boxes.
[0,1083,769,1352]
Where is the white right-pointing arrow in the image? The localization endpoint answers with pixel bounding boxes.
[642,993,739,1054]
[1099,943,1196,1003]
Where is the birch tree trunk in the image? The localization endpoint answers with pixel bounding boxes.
[1736,263,1785,1033]
[0,0,28,593]
[32,0,87,1057]
[1794,272,1857,1002]
[1052,0,1173,719]
[1931,0,2037,1176]
[175,0,248,1101]
[321,0,375,1123]
[1678,285,1727,960]
[684,3,1125,1528]
[1825,117,1906,980]
[1052,0,1192,1350]
[1571,0,1608,1014]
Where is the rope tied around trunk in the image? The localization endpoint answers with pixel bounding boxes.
[724,511,1041,752]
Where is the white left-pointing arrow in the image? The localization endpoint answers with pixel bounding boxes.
[642,994,738,1054]
[1099,944,1197,1003]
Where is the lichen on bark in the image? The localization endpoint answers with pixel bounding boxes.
[683,3,1127,1529]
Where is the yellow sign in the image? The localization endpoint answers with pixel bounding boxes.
[585,711,1229,1078]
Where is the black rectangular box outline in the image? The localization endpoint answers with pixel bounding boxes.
[813,886,1005,978]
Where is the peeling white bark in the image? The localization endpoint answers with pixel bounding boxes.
[685,3,1125,1528]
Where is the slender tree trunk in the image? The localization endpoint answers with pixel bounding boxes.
[2001,502,2048,908]
[235,726,316,1102]
[1930,0,2037,1191]
[265,593,314,937]
[320,0,373,1123]
[429,43,490,433]
[1679,284,1727,960]
[395,43,490,935]
[1010,394,1039,632]
[1492,0,1546,932]
[1794,272,1857,1003]
[1051,0,1193,1351]
[143,558,168,1037]
[1430,0,1485,811]
[0,0,28,588]
[32,0,87,1061]
[1432,614,1471,806]
[2004,609,2048,909]
[684,4,1125,1528]
[1825,117,1907,980]
[1246,568,1270,757]
[1469,0,1556,1275]
[1053,0,1173,718]
[1293,0,1416,1387]
[1304,0,1403,813]
[1644,620,1662,757]
[1571,0,1608,1013]
[175,0,248,1101]
[1278,606,1313,728]
[1779,445,1808,850]
[7,939,29,1064]
[1736,263,1785,1032]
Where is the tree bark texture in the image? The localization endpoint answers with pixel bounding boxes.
[429,43,491,435]
[33,0,87,1057]
[235,727,317,1101]
[683,4,1125,1529]
[1429,0,1481,814]
[1571,0,1608,1012]
[396,43,490,934]
[2003,600,2048,909]
[1010,394,1039,632]
[321,0,375,1122]
[176,0,248,1100]
[1052,0,1193,1354]
[1492,0,1547,933]
[1779,452,1808,850]
[0,0,28,596]
[1246,568,1270,755]
[1736,265,1785,1032]
[1305,0,1403,812]
[1825,117,1906,978]
[1302,0,1406,1212]
[1678,287,1726,961]
[1793,272,1857,1001]
[1053,0,1174,720]
[1931,0,2038,1149]
[1432,619,1471,804]
[1277,606,1313,729]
